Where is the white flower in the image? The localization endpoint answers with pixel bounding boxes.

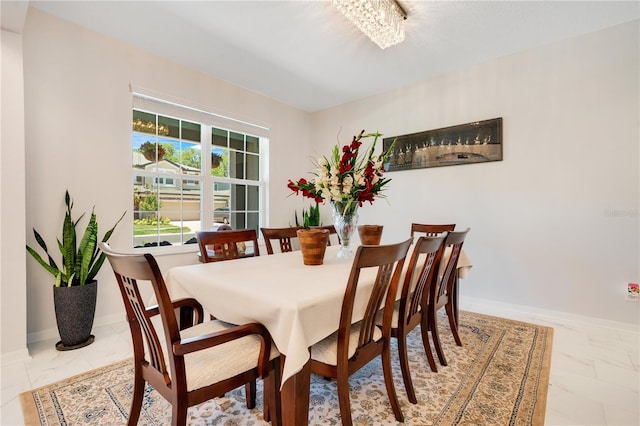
[330,187,342,199]
[287,130,393,208]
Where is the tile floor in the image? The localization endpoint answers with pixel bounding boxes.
[1,300,638,425]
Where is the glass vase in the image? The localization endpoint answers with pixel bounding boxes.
[331,201,359,259]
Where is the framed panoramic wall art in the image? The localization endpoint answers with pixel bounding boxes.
[383,117,502,172]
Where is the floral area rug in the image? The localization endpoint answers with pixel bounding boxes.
[20,311,553,425]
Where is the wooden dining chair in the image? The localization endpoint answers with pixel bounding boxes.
[410,223,456,237]
[98,243,281,426]
[196,229,260,262]
[196,225,230,262]
[427,228,470,369]
[260,226,301,255]
[380,233,446,403]
[309,238,413,426]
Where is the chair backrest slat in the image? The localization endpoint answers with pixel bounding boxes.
[339,238,413,355]
[99,244,179,385]
[410,223,455,237]
[434,229,469,301]
[360,262,395,346]
[261,226,301,255]
[196,229,260,262]
[401,234,447,326]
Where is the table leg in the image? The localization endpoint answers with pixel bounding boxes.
[280,360,311,426]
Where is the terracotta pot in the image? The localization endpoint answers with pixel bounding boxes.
[358,225,384,245]
[297,228,330,265]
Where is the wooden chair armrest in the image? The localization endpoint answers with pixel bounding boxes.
[173,322,272,377]
[145,304,160,317]
[172,298,204,325]
[145,298,204,325]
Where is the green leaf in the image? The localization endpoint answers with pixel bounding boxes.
[77,209,98,286]
[33,228,48,252]
[32,228,60,271]
[26,245,61,279]
[87,254,106,283]
[26,191,125,287]
[62,203,76,285]
[87,210,125,282]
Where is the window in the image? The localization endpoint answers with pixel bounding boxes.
[131,93,267,250]
[210,128,261,231]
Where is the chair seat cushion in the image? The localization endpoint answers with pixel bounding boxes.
[158,320,279,392]
[376,300,422,329]
[310,321,382,366]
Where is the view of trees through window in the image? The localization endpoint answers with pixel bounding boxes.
[132,108,262,249]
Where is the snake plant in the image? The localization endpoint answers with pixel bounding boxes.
[26,190,125,287]
[294,202,320,229]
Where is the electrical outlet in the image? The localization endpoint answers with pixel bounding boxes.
[626,283,639,302]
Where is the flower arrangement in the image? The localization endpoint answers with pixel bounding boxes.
[287,130,394,218]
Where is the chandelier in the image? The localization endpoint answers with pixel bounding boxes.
[333,0,406,49]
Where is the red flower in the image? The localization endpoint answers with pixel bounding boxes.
[287,129,395,212]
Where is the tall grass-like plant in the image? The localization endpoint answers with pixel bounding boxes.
[26,191,125,287]
[294,202,320,228]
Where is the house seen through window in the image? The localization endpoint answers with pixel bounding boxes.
[132,104,264,249]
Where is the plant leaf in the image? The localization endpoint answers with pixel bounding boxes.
[62,203,76,286]
[26,245,61,279]
[87,210,125,282]
[28,191,125,287]
[32,228,60,270]
[77,209,98,286]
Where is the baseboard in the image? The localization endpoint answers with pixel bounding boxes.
[26,298,639,344]
[461,296,640,334]
[26,312,127,345]
[0,347,31,366]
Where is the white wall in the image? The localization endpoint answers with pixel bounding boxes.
[1,26,29,361]
[11,9,639,354]
[311,20,639,325]
[20,8,311,343]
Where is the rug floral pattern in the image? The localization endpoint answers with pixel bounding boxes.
[21,311,552,425]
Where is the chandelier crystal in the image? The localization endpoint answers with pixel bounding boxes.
[333,0,406,49]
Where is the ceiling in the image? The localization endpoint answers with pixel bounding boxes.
[22,1,640,112]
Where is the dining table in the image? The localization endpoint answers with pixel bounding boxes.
[163,242,472,425]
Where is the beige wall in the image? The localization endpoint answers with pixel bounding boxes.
[311,20,639,325]
[1,27,29,362]
[4,8,638,354]
[19,8,311,343]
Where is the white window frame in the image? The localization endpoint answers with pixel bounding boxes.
[132,89,269,254]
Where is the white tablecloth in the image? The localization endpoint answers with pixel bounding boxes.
[164,244,472,384]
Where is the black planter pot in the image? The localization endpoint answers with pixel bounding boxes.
[53,280,97,351]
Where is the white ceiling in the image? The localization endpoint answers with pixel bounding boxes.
[24,1,640,112]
